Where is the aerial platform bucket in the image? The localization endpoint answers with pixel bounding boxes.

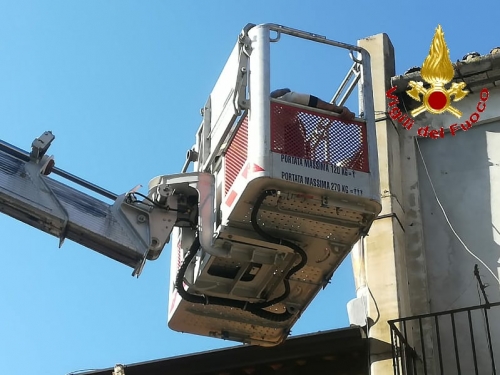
[167,23,381,346]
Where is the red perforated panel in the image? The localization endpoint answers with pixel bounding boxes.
[270,102,369,173]
[224,118,248,194]
[224,103,370,196]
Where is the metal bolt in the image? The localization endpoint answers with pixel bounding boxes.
[137,215,146,223]
[321,196,328,206]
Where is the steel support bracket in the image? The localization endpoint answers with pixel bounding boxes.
[113,192,179,276]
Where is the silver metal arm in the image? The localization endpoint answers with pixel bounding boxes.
[0,132,180,277]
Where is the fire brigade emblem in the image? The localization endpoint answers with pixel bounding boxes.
[406,25,469,118]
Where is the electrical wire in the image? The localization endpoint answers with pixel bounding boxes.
[442,273,475,311]
[129,191,160,206]
[65,369,101,375]
[476,280,496,375]
[358,239,380,327]
[397,96,500,286]
[130,199,156,209]
[415,139,500,285]
[128,191,186,213]
[367,285,380,326]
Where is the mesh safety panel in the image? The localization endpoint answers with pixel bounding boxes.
[270,102,369,172]
[224,117,248,194]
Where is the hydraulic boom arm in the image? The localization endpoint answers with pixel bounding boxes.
[0,131,197,276]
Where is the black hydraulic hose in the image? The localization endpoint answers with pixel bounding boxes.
[175,237,239,308]
[173,189,308,323]
[175,237,294,322]
[249,189,308,308]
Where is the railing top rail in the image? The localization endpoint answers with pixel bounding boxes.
[388,301,500,324]
[258,23,364,53]
[270,98,366,123]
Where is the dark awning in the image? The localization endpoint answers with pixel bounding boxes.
[83,327,368,375]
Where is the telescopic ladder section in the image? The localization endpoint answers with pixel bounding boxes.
[166,24,381,346]
[0,132,179,277]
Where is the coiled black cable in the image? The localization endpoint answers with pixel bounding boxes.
[249,189,308,308]
[174,189,308,322]
[174,237,293,321]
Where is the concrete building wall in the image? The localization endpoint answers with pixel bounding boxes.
[418,120,500,311]
[350,31,497,375]
[415,88,500,373]
[358,33,500,374]
[355,33,413,375]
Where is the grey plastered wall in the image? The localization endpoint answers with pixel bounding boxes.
[410,86,500,373]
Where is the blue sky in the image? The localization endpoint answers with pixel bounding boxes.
[0,1,499,374]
